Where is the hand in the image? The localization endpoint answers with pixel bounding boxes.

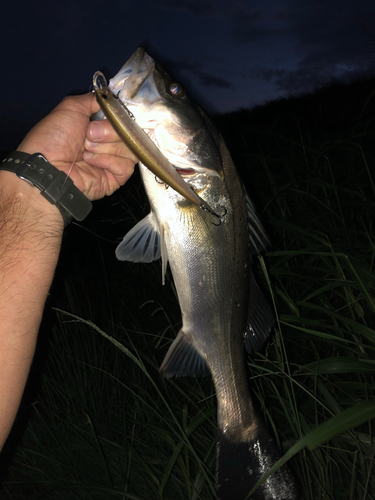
[17,93,138,201]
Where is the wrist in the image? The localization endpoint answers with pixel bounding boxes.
[0,169,64,229]
[1,152,92,227]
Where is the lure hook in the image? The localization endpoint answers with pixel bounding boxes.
[199,204,227,226]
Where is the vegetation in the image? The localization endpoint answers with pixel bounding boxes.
[1,76,375,499]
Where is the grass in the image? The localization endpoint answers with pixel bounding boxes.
[1,78,375,499]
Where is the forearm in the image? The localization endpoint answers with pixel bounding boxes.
[0,170,63,450]
[0,93,136,452]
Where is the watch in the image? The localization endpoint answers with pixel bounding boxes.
[0,151,92,227]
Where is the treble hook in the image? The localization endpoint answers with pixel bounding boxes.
[199,203,227,226]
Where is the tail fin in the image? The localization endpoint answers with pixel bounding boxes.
[216,425,299,500]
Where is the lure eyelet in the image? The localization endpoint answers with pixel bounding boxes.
[155,176,164,185]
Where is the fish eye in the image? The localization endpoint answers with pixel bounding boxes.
[168,83,184,97]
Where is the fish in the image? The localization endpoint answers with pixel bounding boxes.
[98,48,299,500]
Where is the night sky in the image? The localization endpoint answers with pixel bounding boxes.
[1,0,374,151]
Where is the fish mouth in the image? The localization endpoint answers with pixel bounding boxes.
[109,48,158,104]
[174,168,196,177]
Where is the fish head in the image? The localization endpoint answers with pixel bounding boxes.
[108,48,223,181]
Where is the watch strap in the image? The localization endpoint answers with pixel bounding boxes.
[1,152,92,227]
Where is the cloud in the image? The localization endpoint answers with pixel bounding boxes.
[196,72,234,88]
[252,56,373,97]
[172,57,234,89]
[274,68,339,95]
[251,68,287,83]
[245,0,375,98]
[159,0,275,44]
[288,1,375,66]
[227,7,277,44]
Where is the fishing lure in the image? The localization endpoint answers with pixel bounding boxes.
[93,71,223,222]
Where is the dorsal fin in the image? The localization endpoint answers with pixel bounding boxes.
[245,189,271,255]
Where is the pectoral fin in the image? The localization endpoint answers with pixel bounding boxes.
[115,212,168,284]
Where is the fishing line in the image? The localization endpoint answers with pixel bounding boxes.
[70,222,120,243]
[61,136,85,191]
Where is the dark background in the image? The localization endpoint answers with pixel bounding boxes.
[1,0,374,151]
